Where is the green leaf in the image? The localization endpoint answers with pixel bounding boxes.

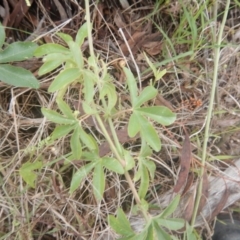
[145,223,154,240]
[139,143,152,158]
[82,151,98,162]
[128,112,141,138]
[51,124,75,140]
[19,161,43,188]
[93,161,105,201]
[123,67,138,107]
[136,113,161,151]
[136,106,176,126]
[48,68,80,92]
[185,222,198,240]
[41,108,76,125]
[42,52,70,62]
[57,32,73,44]
[69,41,84,69]
[108,208,135,236]
[70,127,82,159]
[144,52,157,76]
[75,22,89,46]
[138,164,149,199]
[135,86,157,108]
[142,159,156,180]
[70,162,96,193]
[0,23,5,49]
[155,218,185,231]
[155,69,167,82]
[152,221,172,240]
[102,157,124,174]
[82,70,95,104]
[159,194,181,218]
[124,150,135,171]
[56,98,75,119]
[82,101,97,114]
[0,42,38,63]
[38,58,65,76]
[79,128,98,152]
[0,64,39,88]
[34,43,69,57]
[100,82,117,113]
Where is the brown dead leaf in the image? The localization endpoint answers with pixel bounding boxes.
[210,188,229,220]
[197,170,209,215]
[182,172,194,196]
[184,191,195,222]
[142,41,162,56]
[8,0,33,28]
[155,94,175,111]
[114,11,128,30]
[173,129,192,193]
[142,32,163,56]
[120,31,146,55]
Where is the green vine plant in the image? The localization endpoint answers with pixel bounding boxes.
[31,21,188,239]
[0,23,39,89]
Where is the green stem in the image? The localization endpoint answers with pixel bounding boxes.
[191,0,230,226]
[95,114,142,205]
[84,0,144,218]
[95,115,125,166]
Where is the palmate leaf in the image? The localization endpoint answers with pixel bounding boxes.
[92,161,105,201]
[0,64,39,88]
[70,162,96,194]
[51,124,75,141]
[34,43,69,57]
[128,112,141,138]
[19,161,43,188]
[79,128,98,152]
[70,127,82,159]
[124,150,135,171]
[123,67,138,107]
[75,22,89,46]
[102,157,124,174]
[135,113,161,152]
[155,218,185,231]
[41,108,76,125]
[152,221,172,240]
[48,68,80,92]
[0,23,5,49]
[56,98,75,119]
[38,58,65,76]
[68,41,84,69]
[159,194,181,218]
[137,164,149,199]
[82,70,95,104]
[0,42,38,63]
[108,208,135,237]
[136,106,176,126]
[57,32,73,44]
[42,52,70,62]
[142,158,156,180]
[135,86,158,108]
[100,82,117,113]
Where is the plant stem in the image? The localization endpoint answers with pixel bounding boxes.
[84,0,144,218]
[190,0,230,227]
[95,114,142,205]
